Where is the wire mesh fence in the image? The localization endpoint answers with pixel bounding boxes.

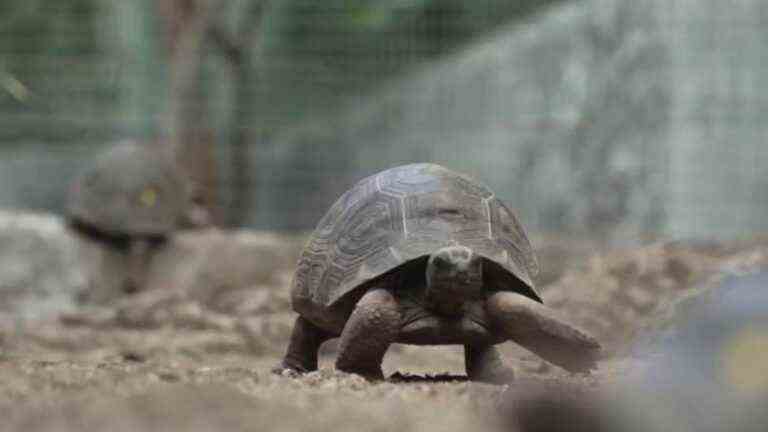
[1,0,766,242]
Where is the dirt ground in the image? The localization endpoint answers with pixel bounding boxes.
[1,227,768,432]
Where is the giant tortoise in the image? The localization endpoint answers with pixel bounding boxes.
[275,163,601,382]
[67,141,186,298]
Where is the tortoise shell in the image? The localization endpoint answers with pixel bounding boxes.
[67,141,186,236]
[292,163,541,322]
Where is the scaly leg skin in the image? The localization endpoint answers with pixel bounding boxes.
[487,292,601,373]
[465,344,516,384]
[336,288,401,381]
[273,316,334,375]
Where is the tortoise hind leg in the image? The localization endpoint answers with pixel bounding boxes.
[273,316,334,375]
[465,344,516,384]
[336,288,401,380]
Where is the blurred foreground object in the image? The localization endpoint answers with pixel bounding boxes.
[628,271,768,432]
[497,379,642,432]
[66,140,208,303]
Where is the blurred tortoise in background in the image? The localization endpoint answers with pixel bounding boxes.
[68,141,187,236]
[275,163,601,382]
[66,140,202,300]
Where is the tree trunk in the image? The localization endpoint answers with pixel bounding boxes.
[157,0,220,225]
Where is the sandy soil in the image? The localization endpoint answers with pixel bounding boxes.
[1,228,767,431]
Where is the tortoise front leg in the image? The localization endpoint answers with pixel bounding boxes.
[274,316,334,375]
[486,292,601,373]
[336,288,401,380]
[465,344,516,384]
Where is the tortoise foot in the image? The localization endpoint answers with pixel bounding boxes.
[271,361,309,377]
[336,365,386,381]
[465,345,515,384]
[472,366,515,385]
[274,317,332,377]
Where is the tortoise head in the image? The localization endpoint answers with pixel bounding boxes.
[425,245,483,316]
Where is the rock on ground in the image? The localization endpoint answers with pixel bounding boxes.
[0,211,84,325]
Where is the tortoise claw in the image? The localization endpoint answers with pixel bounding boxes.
[336,366,386,381]
[271,362,308,377]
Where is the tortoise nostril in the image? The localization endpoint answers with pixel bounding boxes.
[432,254,452,269]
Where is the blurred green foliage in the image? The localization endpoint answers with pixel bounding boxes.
[0,0,561,143]
[268,0,563,58]
[0,1,106,141]
[257,0,565,125]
